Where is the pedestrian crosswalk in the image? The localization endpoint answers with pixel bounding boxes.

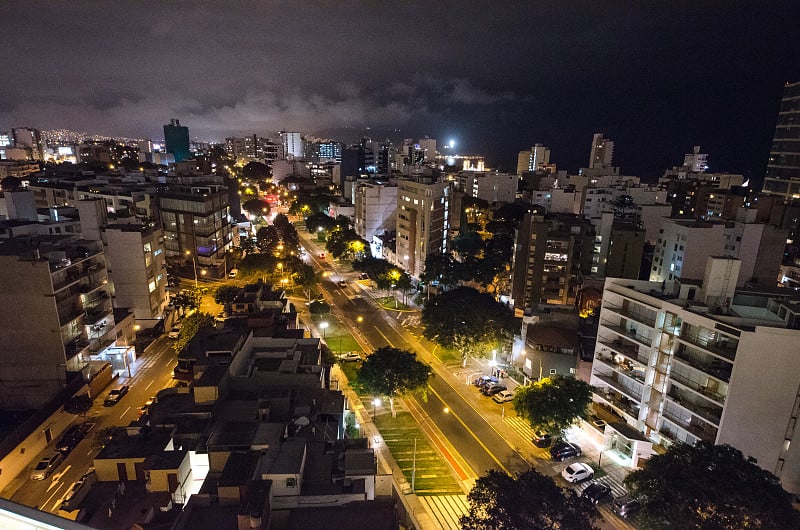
[417,494,469,530]
[504,415,535,441]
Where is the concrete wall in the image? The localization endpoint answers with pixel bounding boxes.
[94,457,146,482]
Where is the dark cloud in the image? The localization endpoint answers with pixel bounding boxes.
[0,1,798,177]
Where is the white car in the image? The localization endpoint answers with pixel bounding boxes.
[561,462,594,484]
[492,390,515,403]
[337,352,362,362]
[168,325,181,339]
[31,453,64,480]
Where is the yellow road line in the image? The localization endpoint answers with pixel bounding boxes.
[427,385,510,475]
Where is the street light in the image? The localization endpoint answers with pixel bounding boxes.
[320,321,328,340]
[186,250,198,288]
[390,284,397,308]
[372,397,381,418]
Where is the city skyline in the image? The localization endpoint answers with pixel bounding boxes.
[1,2,799,179]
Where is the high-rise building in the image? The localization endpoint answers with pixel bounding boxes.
[590,259,800,493]
[764,81,800,200]
[418,136,437,162]
[511,212,596,309]
[280,131,304,160]
[589,133,614,170]
[163,119,190,162]
[354,182,398,255]
[396,179,450,277]
[517,144,551,175]
[11,127,45,160]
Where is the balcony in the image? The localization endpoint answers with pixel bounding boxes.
[600,321,653,347]
[597,339,650,365]
[594,389,640,421]
[593,372,643,403]
[678,327,738,361]
[603,303,657,329]
[661,411,718,442]
[672,346,732,382]
[668,371,726,406]
[664,392,721,426]
[595,355,647,385]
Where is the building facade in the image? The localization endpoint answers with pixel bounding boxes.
[164,119,190,163]
[590,259,800,493]
[395,179,450,277]
[763,81,800,200]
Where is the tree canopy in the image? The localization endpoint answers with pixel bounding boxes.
[512,375,593,435]
[460,469,597,530]
[172,312,215,352]
[242,198,270,219]
[624,441,797,530]
[292,262,318,300]
[326,228,369,260]
[241,161,270,180]
[357,347,430,416]
[214,285,241,306]
[422,286,517,366]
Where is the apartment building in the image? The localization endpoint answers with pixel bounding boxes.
[395,179,450,277]
[154,185,232,276]
[590,257,800,493]
[0,237,131,408]
[511,212,596,309]
[353,182,397,251]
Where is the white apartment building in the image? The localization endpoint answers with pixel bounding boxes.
[589,133,614,170]
[396,179,450,277]
[590,258,800,493]
[517,144,551,175]
[353,182,397,252]
[458,171,518,204]
[650,216,787,286]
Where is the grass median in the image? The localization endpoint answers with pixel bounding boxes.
[310,314,362,353]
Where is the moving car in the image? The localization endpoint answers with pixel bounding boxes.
[228,268,238,278]
[168,325,182,339]
[550,441,582,461]
[482,383,507,396]
[103,385,130,406]
[139,396,156,418]
[492,390,515,403]
[31,453,64,480]
[561,462,594,484]
[532,431,554,448]
[581,482,613,505]
[337,280,347,287]
[612,495,641,518]
[337,352,362,362]
[56,424,88,454]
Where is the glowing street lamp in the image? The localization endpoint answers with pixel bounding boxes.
[372,397,381,417]
[320,321,328,340]
[185,250,198,288]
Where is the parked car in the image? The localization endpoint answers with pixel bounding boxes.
[612,495,640,518]
[318,252,326,259]
[31,453,64,480]
[482,383,507,396]
[473,375,498,388]
[359,273,369,280]
[550,441,582,461]
[228,268,239,278]
[139,396,156,418]
[581,482,613,505]
[561,462,594,484]
[337,280,348,287]
[56,424,87,454]
[337,352,362,362]
[168,325,181,339]
[103,385,130,406]
[532,431,554,448]
[492,390,515,403]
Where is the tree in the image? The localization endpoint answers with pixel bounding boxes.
[422,287,517,367]
[624,442,797,530]
[172,312,214,352]
[452,230,485,258]
[214,285,241,308]
[1,176,23,192]
[309,300,330,316]
[512,375,593,435]
[326,228,368,260]
[306,212,336,233]
[239,253,277,275]
[421,253,463,290]
[241,161,270,180]
[172,289,201,316]
[292,263,318,301]
[92,426,118,450]
[256,225,280,254]
[242,198,270,219]
[357,347,430,417]
[460,469,597,530]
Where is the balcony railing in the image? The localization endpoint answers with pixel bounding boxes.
[603,303,657,328]
[597,339,650,366]
[677,331,737,361]
[672,347,732,382]
[668,372,726,406]
[661,410,718,442]
[595,355,647,385]
[594,389,640,421]
[593,372,643,403]
[664,393,721,426]
[600,321,653,347]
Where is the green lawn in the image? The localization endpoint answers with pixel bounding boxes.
[310,314,363,353]
[433,346,462,365]
[375,411,463,495]
[376,297,412,311]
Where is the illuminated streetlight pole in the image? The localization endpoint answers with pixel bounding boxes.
[372,397,381,418]
[320,321,328,340]
[186,250,198,289]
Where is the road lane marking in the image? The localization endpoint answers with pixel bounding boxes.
[145,380,154,390]
[120,407,131,419]
[427,385,510,475]
[374,326,395,347]
[42,482,65,511]
[405,396,472,481]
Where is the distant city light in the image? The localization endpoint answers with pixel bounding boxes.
[449,139,456,149]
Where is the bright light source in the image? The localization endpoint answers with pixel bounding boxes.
[449,139,455,149]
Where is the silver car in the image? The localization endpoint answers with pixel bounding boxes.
[31,452,64,480]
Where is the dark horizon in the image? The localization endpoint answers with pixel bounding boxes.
[1,2,798,181]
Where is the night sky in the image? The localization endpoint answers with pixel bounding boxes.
[1,2,799,181]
